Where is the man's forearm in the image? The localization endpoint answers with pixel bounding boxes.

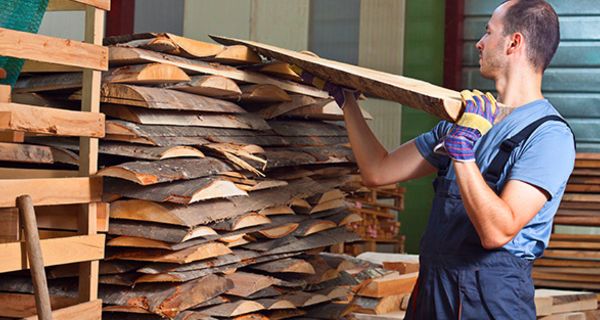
[453,161,516,249]
[342,95,389,184]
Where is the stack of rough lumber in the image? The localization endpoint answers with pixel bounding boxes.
[535,289,598,319]
[534,153,600,292]
[8,32,370,319]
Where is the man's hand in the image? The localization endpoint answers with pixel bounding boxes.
[437,90,498,162]
[290,65,359,108]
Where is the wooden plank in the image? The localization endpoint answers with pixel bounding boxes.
[109,47,328,98]
[0,142,78,165]
[0,27,107,71]
[21,60,81,73]
[107,242,232,263]
[551,234,600,242]
[548,241,600,250]
[0,207,19,243]
[0,168,78,179]
[23,300,102,320]
[250,258,315,274]
[213,45,262,65]
[554,215,600,226]
[101,105,270,130]
[240,84,291,103]
[33,203,109,232]
[100,274,231,318]
[0,293,77,318]
[354,295,403,315]
[170,75,242,99]
[0,177,102,208]
[103,63,190,84]
[534,267,600,275]
[534,279,600,291]
[225,272,281,297]
[0,103,105,138]
[285,100,373,121]
[211,213,271,231]
[137,33,224,59]
[543,250,600,260]
[98,157,236,185]
[0,84,10,103]
[269,120,347,137]
[78,83,245,112]
[48,0,110,11]
[104,176,248,204]
[109,177,344,227]
[200,300,264,317]
[535,258,600,268]
[358,272,418,298]
[16,64,190,93]
[0,131,24,143]
[255,94,324,119]
[0,234,105,273]
[209,35,464,122]
[258,61,302,82]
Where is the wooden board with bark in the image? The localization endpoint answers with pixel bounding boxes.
[102,105,271,130]
[109,47,329,99]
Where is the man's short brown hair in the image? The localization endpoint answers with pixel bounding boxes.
[502,0,560,71]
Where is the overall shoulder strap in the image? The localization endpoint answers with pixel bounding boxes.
[483,115,574,189]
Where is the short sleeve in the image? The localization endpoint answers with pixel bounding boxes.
[414,121,453,169]
[508,123,575,199]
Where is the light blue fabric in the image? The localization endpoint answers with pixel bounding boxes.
[415,99,575,260]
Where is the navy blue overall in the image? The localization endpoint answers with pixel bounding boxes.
[405,116,571,320]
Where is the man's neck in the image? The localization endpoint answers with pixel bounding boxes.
[495,65,544,108]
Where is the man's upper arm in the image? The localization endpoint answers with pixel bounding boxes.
[500,179,549,232]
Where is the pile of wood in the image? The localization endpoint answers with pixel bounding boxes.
[534,153,600,292]
[343,182,406,255]
[6,32,376,319]
[535,289,598,319]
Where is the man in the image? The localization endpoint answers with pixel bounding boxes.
[304,0,574,318]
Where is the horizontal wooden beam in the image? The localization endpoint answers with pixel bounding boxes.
[0,168,78,179]
[0,27,108,71]
[0,234,105,273]
[0,103,105,138]
[0,293,79,318]
[23,299,102,320]
[0,176,102,208]
[47,0,86,11]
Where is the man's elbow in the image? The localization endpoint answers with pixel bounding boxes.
[360,171,387,187]
[480,234,512,250]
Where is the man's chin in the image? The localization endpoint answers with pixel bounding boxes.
[479,67,495,80]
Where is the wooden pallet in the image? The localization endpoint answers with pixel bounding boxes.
[0,1,108,318]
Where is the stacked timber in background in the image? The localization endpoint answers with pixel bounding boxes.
[534,153,600,292]
[344,182,406,255]
[7,32,376,319]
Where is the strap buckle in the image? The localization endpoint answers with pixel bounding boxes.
[500,139,518,152]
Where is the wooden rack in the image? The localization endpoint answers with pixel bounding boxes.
[0,0,109,318]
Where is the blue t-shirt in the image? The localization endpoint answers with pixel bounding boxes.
[415,99,575,260]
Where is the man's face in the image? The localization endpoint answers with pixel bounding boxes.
[476,3,512,79]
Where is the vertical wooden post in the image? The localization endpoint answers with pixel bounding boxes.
[78,5,104,302]
[17,195,52,320]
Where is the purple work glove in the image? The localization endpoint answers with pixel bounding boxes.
[290,65,360,108]
[435,90,498,162]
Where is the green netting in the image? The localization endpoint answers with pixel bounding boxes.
[0,0,49,86]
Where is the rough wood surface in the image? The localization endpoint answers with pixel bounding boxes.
[108,219,218,243]
[109,177,344,227]
[211,213,271,231]
[0,27,107,71]
[104,176,247,204]
[0,142,78,165]
[199,300,264,317]
[109,47,328,98]
[22,299,102,320]
[225,272,281,297]
[107,242,232,264]
[357,272,418,298]
[103,63,190,84]
[98,157,235,185]
[255,95,325,119]
[0,102,105,138]
[213,45,262,65]
[101,105,270,130]
[354,295,403,315]
[100,274,231,318]
[240,84,291,103]
[209,35,468,121]
[258,61,302,82]
[251,258,315,274]
[170,75,242,99]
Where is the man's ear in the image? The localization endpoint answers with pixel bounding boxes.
[507,33,523,54]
